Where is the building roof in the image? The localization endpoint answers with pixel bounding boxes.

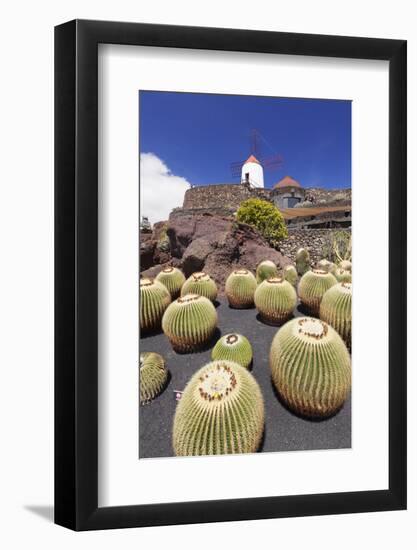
[274,175,302,189]
[244,154,261,165]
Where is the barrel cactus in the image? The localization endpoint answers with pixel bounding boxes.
[270,317,351,417]
[298,269,337,316]
[320,282,352,348]
[155,266,185,299]
[283,264,298,286]
[225,268,257,308]
[254,276,297,325]
[211,333,253,369]
[339,259,352,272]
[334,267,352,283]
[316,258,336,273]
[139,352,168,404]
[162,294,217,352]
[295,248,310,275]
[256,260,278,283]
[173,360,264,456]
[140,278,171,333]
[181,272,218,302]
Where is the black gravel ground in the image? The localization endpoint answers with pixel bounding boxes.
[139,299,351,458]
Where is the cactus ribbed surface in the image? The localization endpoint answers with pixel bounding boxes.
[283,264,298,286]
[270,317,351,417]
[155,266,186,299]
[140,278,171,333]
[298,269,337,316]
[181,272,218,301]
[320,282,352,348]
[295,248,310,276]
[173,360,264,456]
[139,352,168,404]
[339,260,352,272]
[254,276,297,325]
[211,333,253,369]
[225,268,257,308]
[316,259,336,273]
[162,294,217,352]
[256,260,278,283]
[334,267,352,283]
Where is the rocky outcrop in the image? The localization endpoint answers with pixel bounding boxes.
[141,213,292,294]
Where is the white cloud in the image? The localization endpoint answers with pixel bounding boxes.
[140,153,190,225]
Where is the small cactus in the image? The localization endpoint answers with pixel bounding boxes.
[316,259,336,273]
[334,267,352,283]
[181,272,218,302]
[320,282,352,348]
[270,317,351,417]
[139,352,168,404]
[155,266,186,299]
[298,269,337,316]
[225,268,257,308]
[173,360,264,456]
[256,260,278,283]
[283,264,298,286]
[211,333,253,369]
[162,294,217,352]
[295,248,310,276]
[140,278,171,333]
[254,276,297,325]
[339,259,352,272]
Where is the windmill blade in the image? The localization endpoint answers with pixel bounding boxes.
[230,160,244,177]
[261,153,284,171]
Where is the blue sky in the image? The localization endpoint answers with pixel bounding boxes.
[139,91,351,190]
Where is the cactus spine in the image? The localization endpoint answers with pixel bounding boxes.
[173,360,264,456]
[298,269,337,316]
[139,352,168,404]
[320,282,352,348]
[225,269,257,308]
[181,272,218,302]
[211,333,253,369]
[296,248,311,275]
[283,264,298,286]
[254,276,297,325]
[155,266,185,299]
[334,267,352,283]
[256,260,278,283]
[162,294,217,352]
[140,278,171,333]
[270,317,351,417]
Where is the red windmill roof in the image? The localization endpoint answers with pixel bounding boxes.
[274,175,302,189]
[244,154,261,165]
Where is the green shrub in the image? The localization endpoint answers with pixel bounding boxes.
[237,198,288,244]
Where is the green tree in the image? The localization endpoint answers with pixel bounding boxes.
[237,198,288,245]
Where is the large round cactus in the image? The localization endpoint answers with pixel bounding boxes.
[270,317,351,417]
[283,264,298,286]
[225,268,257,308]
[334,267,352,283]
[139,352,168,405]
[298,268,337,316]
[256,260,278,283]
[155,266,186,299]
[173,360,264,456]
[140,278,171,333]
[162,294,217,352]
[316,258,336,273]
[181,272,218,302]
[339,259,352,272]
[254,276,297,325]
[320,282,352,348]
[296,248,310,276]
[211,333,253,369]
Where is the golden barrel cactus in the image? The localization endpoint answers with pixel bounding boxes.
[256,260,278,283]
[270,317,351,417]
[155,266,185,299]
[173,360,264,456]
[225,268,257,308]
[139,352,168,405]
[298,268,337,316]
[254,276,297,325]
[181,272,218,302]
[211,333,253,369]
[320,282,352,348]
[140,278,171,333]
[334,267,352,283]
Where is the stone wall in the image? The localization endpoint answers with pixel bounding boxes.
[278,228,351,264]
[183,183,271,210]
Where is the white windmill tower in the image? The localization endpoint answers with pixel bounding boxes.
[240,154,264,188]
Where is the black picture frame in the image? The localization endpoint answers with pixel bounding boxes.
[55,19,407,531]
